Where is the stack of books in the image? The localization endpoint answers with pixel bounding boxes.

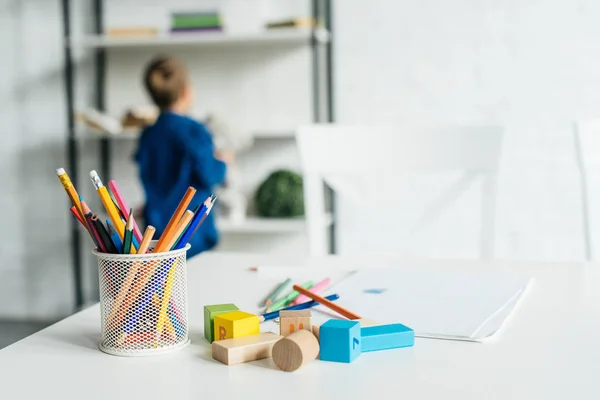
[171,11,222,33]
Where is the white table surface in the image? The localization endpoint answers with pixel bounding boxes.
[1,252,600,400]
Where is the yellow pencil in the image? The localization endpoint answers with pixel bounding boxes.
[56,168,86,226]
[89,170,136,254]
[107,226,155,329]
[154,211,194,346]
[152,292,176,340]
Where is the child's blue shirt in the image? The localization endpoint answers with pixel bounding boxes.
[134,111,226,257]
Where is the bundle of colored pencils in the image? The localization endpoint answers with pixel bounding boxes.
[56,167,215,255]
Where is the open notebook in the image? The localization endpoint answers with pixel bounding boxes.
[257,266,532,342]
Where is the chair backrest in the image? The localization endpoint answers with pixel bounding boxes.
[297,124,504,257]
[573,119,600,260]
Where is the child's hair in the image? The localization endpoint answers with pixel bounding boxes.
[143,56,188,110]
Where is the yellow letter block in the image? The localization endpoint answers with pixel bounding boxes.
[214,311,260,341]
[279,310,312,336]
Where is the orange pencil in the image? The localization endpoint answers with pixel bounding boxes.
[292,284,362,320]
[153,187,196,253]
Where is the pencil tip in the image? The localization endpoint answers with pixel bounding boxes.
[56,168,65,175]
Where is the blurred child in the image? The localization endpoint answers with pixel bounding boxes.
[135,56,233,257]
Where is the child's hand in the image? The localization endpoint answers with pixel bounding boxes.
[216,150,235,166]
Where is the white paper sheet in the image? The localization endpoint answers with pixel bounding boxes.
[330,267,533,342]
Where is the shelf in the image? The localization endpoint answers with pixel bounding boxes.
[71,28,329,49]
[218,214,333,234]
[78,128,295,141]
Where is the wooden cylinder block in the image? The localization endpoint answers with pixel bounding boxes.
[272,329,319,372]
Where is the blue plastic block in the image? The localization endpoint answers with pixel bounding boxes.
[319,319,361,363]
[361,323,414,352]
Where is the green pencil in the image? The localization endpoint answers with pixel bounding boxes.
[262,278,292,307]
[266,281,313,312]
[122,210,134,254]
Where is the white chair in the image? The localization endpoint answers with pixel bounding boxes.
[297,125,504,258]
[572,119,600,261]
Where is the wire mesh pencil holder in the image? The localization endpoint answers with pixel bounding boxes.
[93,242,191,357]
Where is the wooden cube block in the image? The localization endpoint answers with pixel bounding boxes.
[204,304,239,343]
[214,311,260,341]
[279,310,312,336]
[361,323,414,352]
[212,332,282,365]
[319,319,361,363]
[357,318,379,327]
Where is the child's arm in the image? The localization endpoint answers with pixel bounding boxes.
[182,123,227,188]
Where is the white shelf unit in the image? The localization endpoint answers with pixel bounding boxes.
[63,1,333,307]
[218,213,332,234]
[71,28,330,49]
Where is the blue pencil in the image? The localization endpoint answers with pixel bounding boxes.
[259,293,340,322]
[106,220,123,254]
[174,194,215,250]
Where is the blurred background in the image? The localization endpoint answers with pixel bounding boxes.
[2,0,600,347]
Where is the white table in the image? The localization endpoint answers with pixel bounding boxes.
[1,253,599,399]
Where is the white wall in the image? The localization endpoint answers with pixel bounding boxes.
[334,0,596,261]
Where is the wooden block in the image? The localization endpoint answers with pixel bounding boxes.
[358,318,379,327]
[272,330,319,372]
[319,319,361,363]
[312,324,320,341]
[279,310,312,336]
[204,304,239,343]
[214,311,259,341]
[361,323,414,352]
[212,332,283,365]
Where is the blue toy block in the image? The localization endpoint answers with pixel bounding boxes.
[361,323,414,352]
[319,319,361,363]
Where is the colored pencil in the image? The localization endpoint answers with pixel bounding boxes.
[91,214,117,254]
[137,225,155,254]
[154,211,195,344]
[172,204,200,249]
[56,168,86,228]
[292,284,362,320]
[85,213,108,253]
[122,209,134,255]
[106,220,123,254]
[90,170,136,254]
[108,180,143,243]
[69,206,86,227]
[259,293,340,323]
[266,281,314,312]
[261,278,292,307]
[124,209,194,334]
[174,195,215,250]
[107,225,155,329]
[153,186,196,253]
[291,277,331,305]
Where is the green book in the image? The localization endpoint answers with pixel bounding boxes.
[172,14,221,29]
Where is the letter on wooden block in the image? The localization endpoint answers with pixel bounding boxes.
[279,310,312,336]
[319,319,361,363]
[213,311,260,341]
[361,323,414,352]
[212,332,283,365]
[204,304,239,343]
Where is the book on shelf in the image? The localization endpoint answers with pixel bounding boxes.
[171,11,222,32]
[266,18,315,29]
[107,27,158,37]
